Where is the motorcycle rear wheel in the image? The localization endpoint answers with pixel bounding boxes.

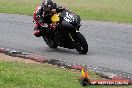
[43,37,58,48]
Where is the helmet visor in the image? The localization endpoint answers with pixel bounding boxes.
[44,5,52,12]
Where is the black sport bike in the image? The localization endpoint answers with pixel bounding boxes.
[42,9,88,54]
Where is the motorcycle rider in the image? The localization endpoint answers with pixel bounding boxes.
[33,0,65,37]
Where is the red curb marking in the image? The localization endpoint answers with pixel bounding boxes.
[71,65,83,70]
[25,54,47,62]
[112,75,125,79]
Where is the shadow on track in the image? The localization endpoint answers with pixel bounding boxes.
[44,47,88,55]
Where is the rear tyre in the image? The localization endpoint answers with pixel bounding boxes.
[43,36,58,48]
[74,32,88,54]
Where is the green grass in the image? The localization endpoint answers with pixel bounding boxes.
[54,0,132,23]
[0,61,81,88]
[0,0,39,15]
[0,0,132,23]
[0,61,132,88]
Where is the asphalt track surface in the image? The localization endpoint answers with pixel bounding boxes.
[0,13,132,74]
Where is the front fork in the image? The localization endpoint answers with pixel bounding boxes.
[69,32,80,49]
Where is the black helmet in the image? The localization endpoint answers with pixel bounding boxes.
[42,0,54,12]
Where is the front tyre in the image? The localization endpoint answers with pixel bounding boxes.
[74,32,88,54]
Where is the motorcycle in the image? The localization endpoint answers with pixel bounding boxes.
[39,9,88,54]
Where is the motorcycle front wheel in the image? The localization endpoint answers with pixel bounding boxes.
[74,32,88,54]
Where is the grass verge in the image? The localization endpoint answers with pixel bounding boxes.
[0,61,81,88]
[0,0,132,23]
[0,61,132,88]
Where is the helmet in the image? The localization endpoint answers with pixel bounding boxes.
[42,0,54,12]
